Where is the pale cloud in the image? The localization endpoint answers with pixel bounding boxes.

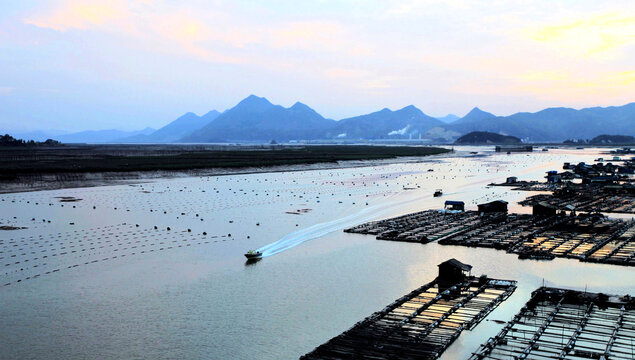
[383,0,470,17]
[453,69,635,105]
[530,13,635,57]
[21,1,364,66]
[322,68,395,93]
[362,78,393,90]
[0,87,14,95]
[323,68,373,80]
[8,0,635,123]
[24,0,129,31]
[269,21,348,52]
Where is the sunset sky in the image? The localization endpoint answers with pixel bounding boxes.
[1,0,634,131]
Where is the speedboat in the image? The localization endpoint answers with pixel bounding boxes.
[433,189,443,197]
[244,250,262,259]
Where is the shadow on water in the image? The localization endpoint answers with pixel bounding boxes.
[244,258,262,267]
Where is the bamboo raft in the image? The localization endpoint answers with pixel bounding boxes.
[301,276,517,360]
[469,286,635,360]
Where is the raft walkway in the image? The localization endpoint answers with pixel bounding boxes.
[301,276,516,360]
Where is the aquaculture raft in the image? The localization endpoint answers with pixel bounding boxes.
[301,276,517,359]
[469,286,635,360]
[346,211,635,266]
[519,187,635,214]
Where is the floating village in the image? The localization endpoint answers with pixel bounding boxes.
[303,149,635,359]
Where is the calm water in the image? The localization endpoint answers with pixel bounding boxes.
[1,146,633,359]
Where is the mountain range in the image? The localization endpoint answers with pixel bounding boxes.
[120,110,220,143]
[18,95,634,143]
[444,104,635,142]
[184,95,335,142]
[55,127,155,143]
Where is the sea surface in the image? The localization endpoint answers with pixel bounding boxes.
[1,146,633,359]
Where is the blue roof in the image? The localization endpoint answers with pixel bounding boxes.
[445,201,465,205]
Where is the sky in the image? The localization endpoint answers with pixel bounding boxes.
[1,0,634,132]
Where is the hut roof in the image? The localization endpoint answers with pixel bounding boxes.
[438,258,472,271]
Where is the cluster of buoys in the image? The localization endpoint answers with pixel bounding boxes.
[1,223,223,287]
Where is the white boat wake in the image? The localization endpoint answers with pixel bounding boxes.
[257,194,427,257]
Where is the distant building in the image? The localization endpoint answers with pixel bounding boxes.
[478,200,508,213]
[533,202,558,217]
[506,176,518,184]
[444,201,465,212]
[495,145,533,152]
[546,170,561,183]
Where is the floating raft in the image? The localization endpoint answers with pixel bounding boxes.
[520,188,635,214]
[469,286,635,360]
[301,276,517,360]
[346,211,635,266]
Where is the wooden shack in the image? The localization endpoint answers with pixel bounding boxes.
[477,200,508,213]
[444,200,465,212]
[438,258,472,282]
[533,201,557,216]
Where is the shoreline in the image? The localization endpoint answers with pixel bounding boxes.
[0,151,465,194]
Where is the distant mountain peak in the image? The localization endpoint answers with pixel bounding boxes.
[466,107,487,115]
[456,107,496,124]
[235,95,273,111]
[290,101,310,110]
[202,110,220,118]
[397,105,423,114]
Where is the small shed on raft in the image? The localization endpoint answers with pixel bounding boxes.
[444,200,465,212]
[478,200,508,213]
[533,202,558,217]
[438,258,472,282]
